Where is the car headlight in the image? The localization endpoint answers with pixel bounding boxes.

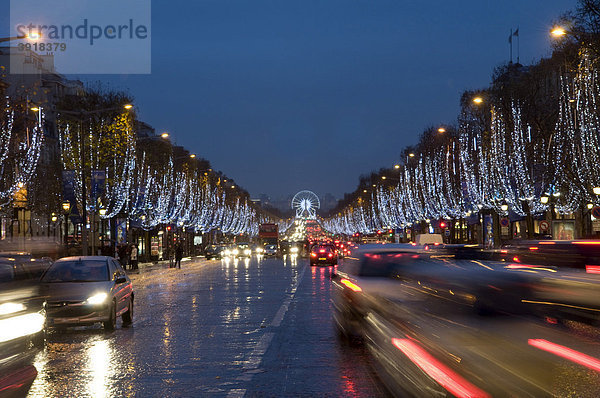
[256,248,264,253]
[232,249,239,255]
[244,249,252,255]
[85,292,108,305]
[224,250,231,255]
[290,247,299,253]
[0,302,26,316]
[0,312,45,343]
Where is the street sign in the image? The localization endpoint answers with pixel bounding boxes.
[500,218,510,228]
[445,229,451,237]
[539,220,550,232]
[592,206,600,219]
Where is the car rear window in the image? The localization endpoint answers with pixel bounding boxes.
[42,260,109,282]
[313,246,334,253]
[359,252,420,277]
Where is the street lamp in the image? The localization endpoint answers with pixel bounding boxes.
[438,127,446,133]
[473,97,483,104]
[160,132,170,139]
[540,195,549,204]
[62,201,71,248]
[593,187,600,196]
[408,153,415,158]
[551,26,567,38]
[501,203,509,212]
[394,164,400,169]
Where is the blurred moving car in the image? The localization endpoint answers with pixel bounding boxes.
[499,240,600,324]
[0,252,52,280]
[41,256,133,331]
[263,244,279,257]
[310,244,337,266]
[331,244,600,397]
[204,245,227,260]
[0,260,46,397]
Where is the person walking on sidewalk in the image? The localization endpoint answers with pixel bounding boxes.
[130,244,138,270]
[175,243,183,269]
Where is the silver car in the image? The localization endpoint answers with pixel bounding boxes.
[41,256,133,330]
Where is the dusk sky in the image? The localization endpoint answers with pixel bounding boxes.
[2,0,576,203]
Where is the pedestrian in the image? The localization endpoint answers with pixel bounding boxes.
[130,244,138,270]
[175,243,183,269]
[118,245,128,268]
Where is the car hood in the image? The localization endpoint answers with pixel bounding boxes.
[42,281,113,302]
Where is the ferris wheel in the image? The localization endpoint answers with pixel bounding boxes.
[292,190,320,219]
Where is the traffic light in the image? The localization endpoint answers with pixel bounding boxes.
[388,229,393,237]
[439,221,447,229]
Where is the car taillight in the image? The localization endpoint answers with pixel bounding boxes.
[311,253,317,257]
[586,265,600,274]
[392,338,490,398]
[328,253,333,258]
[319,249,325,253]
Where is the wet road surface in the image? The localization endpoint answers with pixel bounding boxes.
[26,256,386,397]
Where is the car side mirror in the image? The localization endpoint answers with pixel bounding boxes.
[115,276,127,284]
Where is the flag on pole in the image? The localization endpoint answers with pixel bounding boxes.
[508,28,519,43]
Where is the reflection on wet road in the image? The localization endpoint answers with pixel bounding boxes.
[26,256,384,397]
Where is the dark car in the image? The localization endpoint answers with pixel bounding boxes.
[0,260,46,397]
[41,256,133,330]
[205,245,227,260]
[309,244,337,266]
[263,244,279,257]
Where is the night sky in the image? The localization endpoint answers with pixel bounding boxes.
[1,0,576,203]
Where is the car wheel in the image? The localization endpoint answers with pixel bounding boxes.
[103,302,116,331]
[122,298,133,326]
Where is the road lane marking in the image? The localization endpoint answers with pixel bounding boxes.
[271,267,306,327]
[226,389,246,398]
[228,266,307,397]
[242,332,274,370]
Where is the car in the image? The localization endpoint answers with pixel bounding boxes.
[0,252,53,280]
[263,244,279,257]
[41,256,133,331]
[234,243,252,258]
[309,244,338,266]
[205,245,228,260]
[0,260,47,397]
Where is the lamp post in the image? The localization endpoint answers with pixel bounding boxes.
[62,201,71,249]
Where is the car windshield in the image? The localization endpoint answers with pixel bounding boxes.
[266,245,276,249]
[237,244,249,249]
[42,260,109,282]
